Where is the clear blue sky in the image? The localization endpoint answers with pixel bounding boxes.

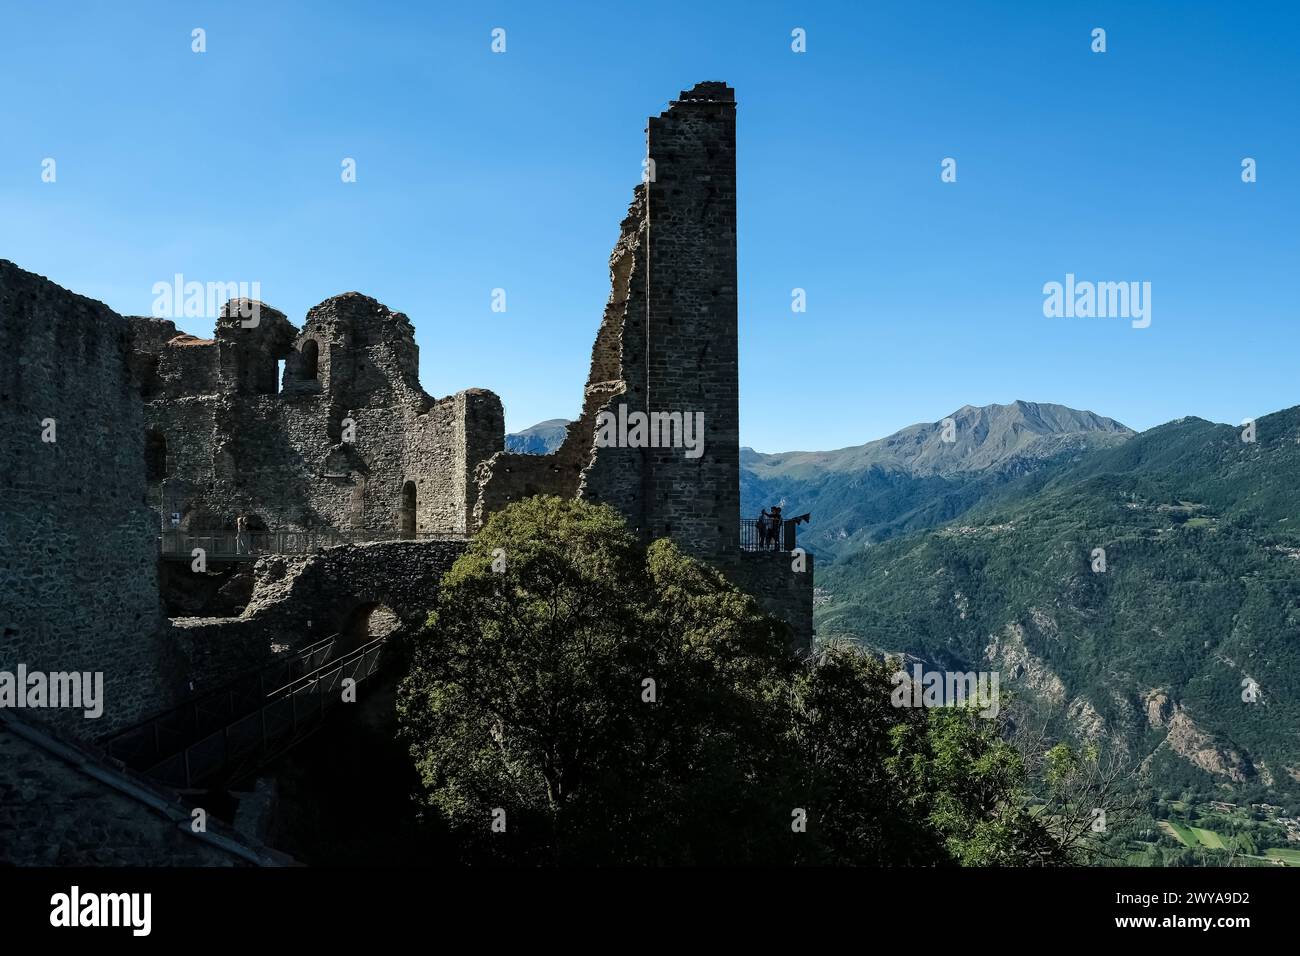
[2,1,1296,452]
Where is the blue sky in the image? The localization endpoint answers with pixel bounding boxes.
[2,1,1296,452]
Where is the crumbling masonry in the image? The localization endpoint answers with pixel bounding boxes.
[129,293,502,544]
[475,83,813,633]
[1,82,812,755]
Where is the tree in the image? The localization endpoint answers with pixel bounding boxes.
[398,497,796,863]
[398,497,1074,865]
[886,696,1067,865]
[787,641,945,864]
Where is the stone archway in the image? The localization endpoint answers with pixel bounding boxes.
[300,339,319,380]
[338,602,402,655]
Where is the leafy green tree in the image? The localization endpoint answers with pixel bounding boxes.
[397,497,645,862]
[788,641,944,864]
[887,702,1066,865]
[634,536,801,864]
[399,497,1074,865]
[398,497,798,863]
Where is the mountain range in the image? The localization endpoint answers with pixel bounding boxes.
[507,399,1300,797]
[816,405,1300,796]
[738,401,1134,559]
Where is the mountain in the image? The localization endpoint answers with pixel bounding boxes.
[505,418,569,455]
[742,401,1135,559]
[746,401,1132,479]
[816,405,1300,795]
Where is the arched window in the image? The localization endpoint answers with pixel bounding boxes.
[400,481,417,539]
[301,339,319,380]
[145,430,168,481]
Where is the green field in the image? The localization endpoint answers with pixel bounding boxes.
[1265,847,1300,865]
[1160,820,1195,847]
[1190,827,1227,850]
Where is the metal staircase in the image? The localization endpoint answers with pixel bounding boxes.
[101,635,388,789]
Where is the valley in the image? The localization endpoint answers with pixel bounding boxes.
[510,398,1300,833]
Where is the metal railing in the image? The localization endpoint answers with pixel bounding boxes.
[739,516,805,552]
[149,637,388,789]
[103,636,387,790]
[158,528,454,560]
[101,635,337,772]
[158,529,352,560]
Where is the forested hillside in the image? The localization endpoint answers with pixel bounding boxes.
[817,407,1300,793]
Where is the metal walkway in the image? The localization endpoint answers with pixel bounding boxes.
[158,530,350,561]
[157,528,450,561]
[101,635,387,789]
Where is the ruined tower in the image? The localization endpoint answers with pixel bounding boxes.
[476,82,742,561]
[128,292,503,554]
[474,83,812,645]
[641,82,741,561]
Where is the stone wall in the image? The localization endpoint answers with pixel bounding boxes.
[477,84,743,558]
[731,551,815,649]
[169,539,468,688]
[0,712,283,865]
[474,83,812,646]
[641,82,741,560]
[0,261,169,737]
[130,292,504,546]
[474,187,648,529]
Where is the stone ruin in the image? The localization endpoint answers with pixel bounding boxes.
[130,293,502,547]
[475,82,812,645]
[1,81,813,751]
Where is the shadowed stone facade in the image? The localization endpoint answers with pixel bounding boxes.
[170,540,467,688]
[129,292,503,545]
[0,260,168,737]
[3,78,810,733]
[0,711,286,865]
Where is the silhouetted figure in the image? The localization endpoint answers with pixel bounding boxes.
[757,506,784,550]
[767,505,783,549]
[235,512,251,555]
